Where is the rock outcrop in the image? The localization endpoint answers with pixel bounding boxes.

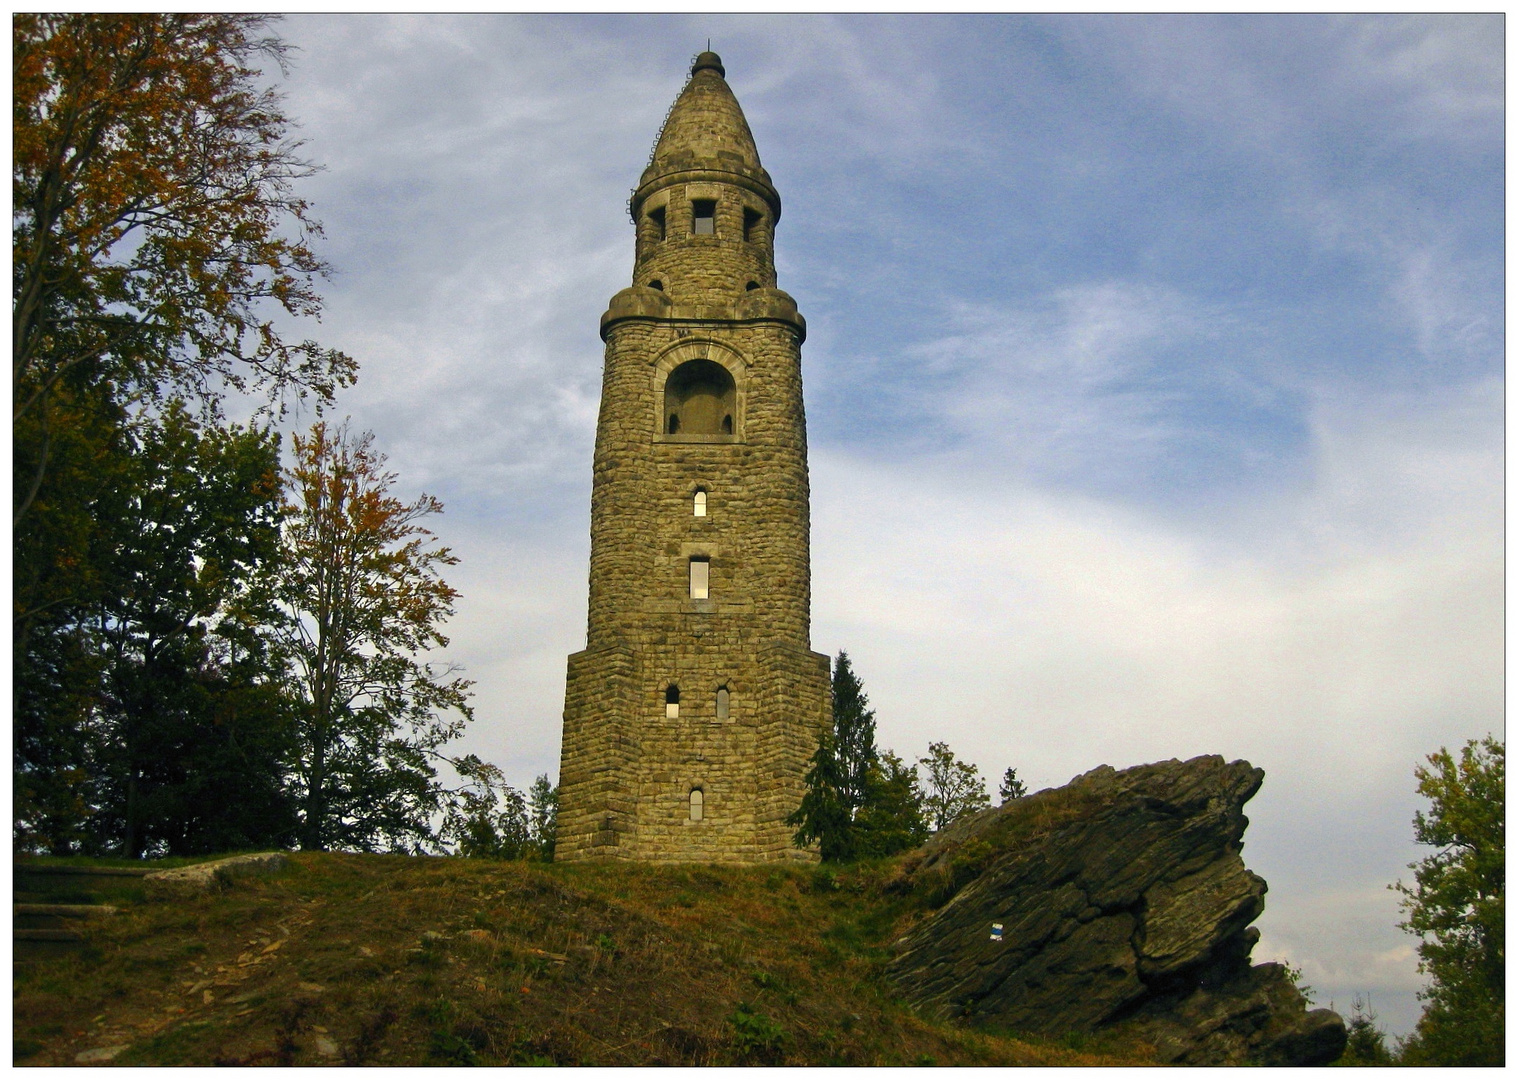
[142,852,288,898]
[886,756,1345,1066]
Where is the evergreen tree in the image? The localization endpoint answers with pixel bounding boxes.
[14,401,299,856]
[999,767,1027,804]
[786,731,854,862]
[13,379,131,852]
[831,652,877,819]
[1338,996,1393,1066]
[87,405,294,856]
[790,651,929,861]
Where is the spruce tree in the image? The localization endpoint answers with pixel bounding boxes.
[831,651,878,819]
[786,731,854,862]
[791,652,929,861]
[999,767,1027,803]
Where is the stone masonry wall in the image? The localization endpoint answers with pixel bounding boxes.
[557,310,829,863]
[557,55,830,864]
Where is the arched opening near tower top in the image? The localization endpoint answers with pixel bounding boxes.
[664,359,736,436]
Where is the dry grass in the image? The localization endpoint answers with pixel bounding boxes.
[13,853,1155,1066]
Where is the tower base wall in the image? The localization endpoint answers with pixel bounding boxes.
[556,644,828,864]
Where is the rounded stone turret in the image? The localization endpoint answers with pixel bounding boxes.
[629,52,781,302]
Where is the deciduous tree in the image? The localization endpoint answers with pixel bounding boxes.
[853,750,928,858]
[1394,735,1504,1066]
[443,756,531,859]
[87,404,293,856]
[13,14,354,854]
[271,420,473,852]
[13,14,354,524]
[528,774,559,860]
[443,765,559,861]
[918,741,989,831]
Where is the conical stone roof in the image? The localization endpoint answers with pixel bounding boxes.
[635,52,778,216]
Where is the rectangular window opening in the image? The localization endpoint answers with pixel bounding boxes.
[649,206,666,241]
[692,199,716,236]
[689,557,710,600]
[743,207,762,243]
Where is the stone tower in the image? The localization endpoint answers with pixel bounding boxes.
[556,52,830,863]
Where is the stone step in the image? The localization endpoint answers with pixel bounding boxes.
[16,863,151,877]
[15,903,117,931]
[15,928,85,942]
[15,863,151,905]
[14,903,118,918]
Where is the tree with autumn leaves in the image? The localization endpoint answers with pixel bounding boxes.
[13,15,354,471]
[271,422,474,852]
[13,15,528,857]
[14,13,352,852]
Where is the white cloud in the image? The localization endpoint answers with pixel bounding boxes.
[813,373,1500,773]
[420,522,588,782]
[1058,14,1502,156]
[1256,883,1425,1034]
[910,282,1207,476]
[806,375,1499,1034]
[1334,14,1504,145]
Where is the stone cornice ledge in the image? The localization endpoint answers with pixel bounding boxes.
[600,286,806,343]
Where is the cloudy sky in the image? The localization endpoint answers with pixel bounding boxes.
[264,14,1502,1034]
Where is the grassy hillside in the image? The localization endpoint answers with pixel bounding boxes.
[14,853,1157,1066]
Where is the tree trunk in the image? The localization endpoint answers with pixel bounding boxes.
[300,730,326,851]
[122,767,140,858]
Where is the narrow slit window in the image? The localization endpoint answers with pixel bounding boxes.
[722,414,733,434]
[689,788,704,822]
[689,557,709,600]
[692,199,716,236]
[665,684,680,719]
[715,686,730,721]
[743,207,762,243]
[693,490,707,517]
[667,413,680,434]
[649,206,666,241]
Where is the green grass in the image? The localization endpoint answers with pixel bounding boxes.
[13,852,1158,1067]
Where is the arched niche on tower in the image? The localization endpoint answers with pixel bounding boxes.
[651,340,747,444]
